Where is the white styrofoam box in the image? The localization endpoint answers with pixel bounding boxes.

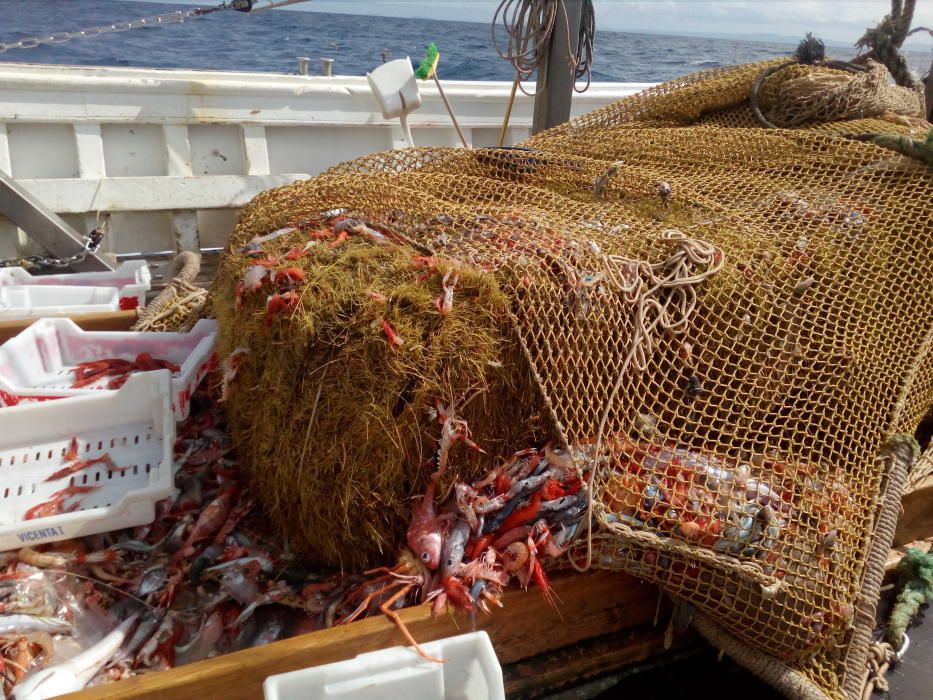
[0,261,151,310]
[0,371,176,551]
[0,318,217,420]
[263,632,504,700]
[0,285,121,320]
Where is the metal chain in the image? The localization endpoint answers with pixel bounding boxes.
[0,223,107,270]
[0,1,254,55]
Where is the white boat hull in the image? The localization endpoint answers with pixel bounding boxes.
[0,62,650,280]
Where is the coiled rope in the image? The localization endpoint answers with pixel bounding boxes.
[132,251,208,332]
[491,0,596,96]
[571,229,724,572]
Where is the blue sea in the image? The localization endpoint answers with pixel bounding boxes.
[0,0,930,83]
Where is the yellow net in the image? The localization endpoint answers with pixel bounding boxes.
[214,58,932,699]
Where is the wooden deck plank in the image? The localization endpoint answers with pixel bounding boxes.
[0,309,137,344]
[894,474,933,547]
[504,625,696,699]
[66,571,658,700]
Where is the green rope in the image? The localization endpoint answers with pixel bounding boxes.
[886,547,933,648]
[848,128,933,166]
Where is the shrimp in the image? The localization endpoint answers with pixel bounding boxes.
[23,486,100,520]
[16,547,120,570]
[176,483,239,559]
[262,291,299,327]
[435,270,459,316]
[434,398,484,478]
[44,454,124,483]
[441,576,473,611]
[273,266,305,288]
[219,347,250,403]
[62,438,79,463]
[380,319,404,347]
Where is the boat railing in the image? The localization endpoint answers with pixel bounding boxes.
[0,62,650,283]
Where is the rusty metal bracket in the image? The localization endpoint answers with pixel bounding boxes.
[0,169,113,272]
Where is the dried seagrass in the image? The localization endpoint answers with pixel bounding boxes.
[214,58,933,699]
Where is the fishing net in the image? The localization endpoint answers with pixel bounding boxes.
[213,57,932,700]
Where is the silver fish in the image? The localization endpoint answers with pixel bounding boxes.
[440,520,471,578]
[137,564,168,597]
[13,615,137,700]
[506,473,549,500]
[539,495,578,513]
[250,613,286,647]
[0,614,70,636]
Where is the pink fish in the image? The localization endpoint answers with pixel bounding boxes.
[406,479,446,570]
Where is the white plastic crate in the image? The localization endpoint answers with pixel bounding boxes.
[0,318,217,420]
[0,261,151,310]
[263,632,505,700]
[0,285,121,320]
[0,371,176,551]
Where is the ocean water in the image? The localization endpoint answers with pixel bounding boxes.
[1,0,931,84]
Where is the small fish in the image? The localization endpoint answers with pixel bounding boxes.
[189,542,225,583]
[550,491,588,524]
[116,611,164,665]
[250,612,287,647]
[175,610,224,666]
[406,479,446,569]
[219,566,260,605]
[0,614,71,636]
[440,520,471,578]
[482,494,523,534]
[203,555,274,576]
[506,473,549,500]
[539,495,578,513]
[12,615,137,700]
[138,564,168,597]
[239,226,296,254]
[111,538,164,554]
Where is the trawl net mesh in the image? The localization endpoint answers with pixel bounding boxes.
[214,59,932,699]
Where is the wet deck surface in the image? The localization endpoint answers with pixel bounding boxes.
[554,591,931,699]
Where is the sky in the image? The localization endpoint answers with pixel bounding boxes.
[130,0,933,47]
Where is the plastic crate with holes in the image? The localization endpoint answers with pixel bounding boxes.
[263,632,505,700]
[0,261,151,313]
[0,371,176,550]
[0,285,125,320]
[0,318,217,419]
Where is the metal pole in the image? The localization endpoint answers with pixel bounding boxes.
[320,58,334,77]
[0,170,113,272]
[532,0,583,134]
[296,56,310,75]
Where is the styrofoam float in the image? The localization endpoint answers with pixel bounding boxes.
[0,318,217,420]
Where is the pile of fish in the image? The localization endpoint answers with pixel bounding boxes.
[0,385,581,696]
[359,397,591,661]
[604,440,790,565]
